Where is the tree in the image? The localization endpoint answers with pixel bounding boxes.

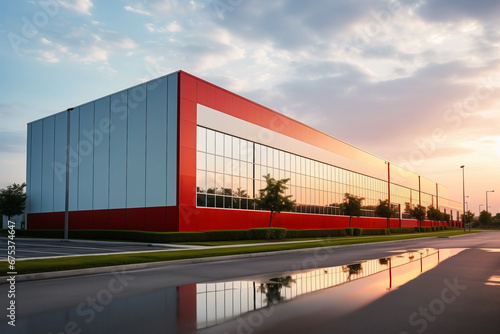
[374,199,395,228]
[427,205,443,224]
[255,174,295,227]
[0,183,27,221]
[478,210,493,226]
[461,210,475,231]
[340,193,364,228]
[404,203,426,227]
[442,213,451,226]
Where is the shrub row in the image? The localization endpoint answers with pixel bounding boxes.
[7,225,460,243]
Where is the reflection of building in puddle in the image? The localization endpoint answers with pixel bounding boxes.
[196,248,464,329]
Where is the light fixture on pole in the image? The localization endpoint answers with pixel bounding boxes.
[486,190,494,213]
[460,166,465,232]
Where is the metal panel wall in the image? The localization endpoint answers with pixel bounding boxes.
[41,116,55,212]
[27,72,180,220]
[53,112,68,212]
[167,73,178,206]
[109,92,128,209]
[68,107,80,211]
[26,123,32,216]
[93,97,110,210]
[127,84,147,208]
[78,103,94,211]
[146,78,168,207]
[29,120,43,213]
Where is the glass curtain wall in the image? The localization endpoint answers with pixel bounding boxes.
[196,126,400,217]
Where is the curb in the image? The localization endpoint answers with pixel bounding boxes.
[1,237,203,249]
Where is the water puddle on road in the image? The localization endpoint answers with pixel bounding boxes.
[194,248,464,332]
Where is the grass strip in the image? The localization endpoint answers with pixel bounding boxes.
[1,230,478,276]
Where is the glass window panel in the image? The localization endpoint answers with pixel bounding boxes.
[224,174,232,190]
[197,194,206,207]
[267,147,273,167]
[197,152,206,170]
[207,194,215,207]
[216,195,224,208]
[248,142,254,163]
[247,162,253,178]
[224,196,233,208]
[232,137,240,160]
[240,161,247,177]
[274,149,279,168]
[284,152,290,171]
[261,146,267,166]
[224,157,232,174]
[224,134,232,158]
[207,172,216,192]
[216,173,223,189]
[216,132,224,156]
[233,177,241,194]
[207,154,215,172]
[291,154,296,172]
[254,144,261,165]
[216,156,224,173]
[207,129,216,154]
[280,151,285,170]
[197,127,207,152]
[197,170,206,192]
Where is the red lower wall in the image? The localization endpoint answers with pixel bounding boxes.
[27,207,462,231]
[27,206,179,232]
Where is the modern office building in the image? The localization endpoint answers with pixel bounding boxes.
[26,71,463,232]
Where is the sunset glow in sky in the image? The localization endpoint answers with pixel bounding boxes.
[1,0,499,215]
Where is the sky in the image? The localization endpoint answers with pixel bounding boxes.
[0,0,499,215]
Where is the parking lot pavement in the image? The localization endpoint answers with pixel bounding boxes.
[0,237,198,260]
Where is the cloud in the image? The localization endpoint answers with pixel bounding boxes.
[59,0,94,16]
[124,0,187,18]
[145,21,182,33]
[417,0,500,22]
[124,5,152,16]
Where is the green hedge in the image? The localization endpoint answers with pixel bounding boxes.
[8,224,458,243]
[249,228,287,240]
[286,229,347,238]
[390,227,417,234]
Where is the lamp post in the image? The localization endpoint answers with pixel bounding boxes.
[465,195,469,212]
[460,166,465,232]
[486,190,495,213]
[64,108,74,240]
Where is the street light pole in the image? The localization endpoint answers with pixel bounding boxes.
[486,190,495,213]
[460,166,465,232]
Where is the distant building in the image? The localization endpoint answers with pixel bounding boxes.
[25,71,463,231]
